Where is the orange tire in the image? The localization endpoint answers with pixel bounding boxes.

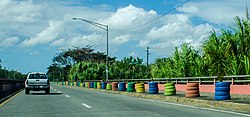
[186,83,199,87]
[186,90,199,94]
[186,86,199,90]
[186,93,200,98]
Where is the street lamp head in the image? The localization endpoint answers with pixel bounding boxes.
[72,18,77,20]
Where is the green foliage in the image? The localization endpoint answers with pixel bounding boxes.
[67,56,147,81]
[151,8,250,81]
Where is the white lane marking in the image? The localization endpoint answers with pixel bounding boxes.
[138,98,250,117]
[65,95,70,98]
[81,103,92,108]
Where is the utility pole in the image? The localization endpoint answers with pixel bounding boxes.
[146,46,150,79]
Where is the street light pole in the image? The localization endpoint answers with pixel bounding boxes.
[72,17,109,81]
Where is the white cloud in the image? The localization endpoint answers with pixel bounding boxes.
[51,33,104,49]
[100,4,157,30]
[111,35,130,45]
[139,14,214,56]
[0,36,20,48]
[177,0,247,24]
[20,20,63,47]
[30,51,40,56]
[177,5,199,13]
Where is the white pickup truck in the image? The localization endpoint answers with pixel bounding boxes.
[25,72,50,94]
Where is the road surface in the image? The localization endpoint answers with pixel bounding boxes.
[1,84,249,117]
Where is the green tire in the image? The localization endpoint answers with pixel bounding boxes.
[165,85,175,89]
[164,83,175,87]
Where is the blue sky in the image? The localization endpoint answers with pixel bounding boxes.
[0,0,248,73]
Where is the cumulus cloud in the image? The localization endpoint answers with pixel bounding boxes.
[100,4,158,30]
[0,36,20,48]
[177,0,247,24]
[139,14,214,56]
[20,20,63,47]
[50,33,104,49]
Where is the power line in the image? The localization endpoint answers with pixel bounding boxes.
[110,0,190,31]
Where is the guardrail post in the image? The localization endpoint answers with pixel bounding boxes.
[232,77,234,85]
[176,79,178,84]
[213,78,216,85]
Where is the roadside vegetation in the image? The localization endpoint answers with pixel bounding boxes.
[48,9,250,81]
[0,60,26,79]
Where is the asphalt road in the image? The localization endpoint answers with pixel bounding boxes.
[1,84,250,117]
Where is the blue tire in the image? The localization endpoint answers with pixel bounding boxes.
[118,82,126,91]
[215,91,230,96]
[149,82,158,85]
[101,82,106,89]
[215,87,230,92]
[149,90,158,94]
[215,82,231,87]
[214,95,231,100]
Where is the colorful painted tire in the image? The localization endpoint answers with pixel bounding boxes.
[214,82,231,101]
[148,82,158,94]
[186,90,199,94]
[186,83,200,98]
[94,82,97,89]
[97,82,101,89]
[186,86,199,90]
[215,87,230,92]
[165,85,175,89]
[112,82,118,91]
[215,82,231,87]
[118,82,126,91]
[164,82,175,87]
[149,87,158,94]
[127,82,135,92]
[165,88,176,92]
[215,91,230,96]
[186,93,200,98]
[164,83,176,96]
[136,83,145,93]
[164,92,176,96]
[101,82,107,89]
[106,84,112,90]
[186,83,199,87]
[214,95,231,100]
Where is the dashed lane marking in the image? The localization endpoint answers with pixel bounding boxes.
[81,103,92,108]
[65,95,70,97]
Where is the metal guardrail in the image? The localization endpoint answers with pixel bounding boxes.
[82,75,250,84]
[0,78,25,100]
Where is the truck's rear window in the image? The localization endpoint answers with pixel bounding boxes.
[29,74,47,79]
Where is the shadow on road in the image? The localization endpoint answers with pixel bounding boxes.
[28,92,63,95]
